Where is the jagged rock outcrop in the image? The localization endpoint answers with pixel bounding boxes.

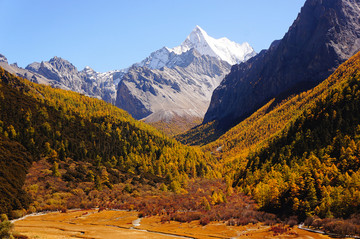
[26,57,125,104]
[0,55,66,88]
[204,0,360,128]
[27,57,83,92]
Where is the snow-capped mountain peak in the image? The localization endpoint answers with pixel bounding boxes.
[136,26,256,69]
[171,25,256,65]
[172,25,210,54]
[184,25,209,47]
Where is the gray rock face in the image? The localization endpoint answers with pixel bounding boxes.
[134,47,187,70]
[0,57,66,88]
[116,49,231,121]
[26,57,125,104]
[114,25,257,122]
[204,0,360,127]
[27,57,83,92]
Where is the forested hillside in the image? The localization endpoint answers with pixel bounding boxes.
[196,52,360,178]
[0,67,213,215]
[180,0,360,147]
[234,51,360,221]
[174,51,360,236]
[3,50,360,236]
[0,136,32,217]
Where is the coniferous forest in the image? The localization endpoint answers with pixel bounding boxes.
[2,51,360,236]
[0,67,212,215]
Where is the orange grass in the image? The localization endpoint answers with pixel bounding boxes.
[13,210,332,239]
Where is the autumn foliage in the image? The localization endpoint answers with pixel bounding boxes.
[114,179,278,226]
[0,67,213,216]
[2,48,360,238]
[229,52,360,225]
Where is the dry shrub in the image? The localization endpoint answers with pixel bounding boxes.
[10,210,26,219]
[88,179,279,226]
[311,218,323,228]
[200,216,210,226]
[160,214,171,223]
[304,214,360,237]
[286,216,298,227]
[234,217,258,226]
[270,224,289,235]
[173,212,202,223]
[322,220,359,236]
[303,216,314,226]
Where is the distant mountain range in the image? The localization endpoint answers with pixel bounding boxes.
[0,55,125,105]
[0,26,255,134]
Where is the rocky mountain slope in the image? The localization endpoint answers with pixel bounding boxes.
[0,54,125,105]
[0,54,69,90]
[116,49,231,122]
[26,57,125,104]
[117,26,255,124]
[204,0,360,129]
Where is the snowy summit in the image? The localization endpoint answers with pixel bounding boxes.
[136,26,256,69]
[172,25,256,65]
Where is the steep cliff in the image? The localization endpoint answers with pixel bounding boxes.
[204,0,360,129]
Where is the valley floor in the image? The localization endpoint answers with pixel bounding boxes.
[13,209,332,239]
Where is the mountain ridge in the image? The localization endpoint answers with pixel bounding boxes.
[26,56,125,104]
[203,0,360,130]
[116,48,231,121]
[1,26,256,134]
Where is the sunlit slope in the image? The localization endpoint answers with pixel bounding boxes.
[233,51,360,219]
[204,51,360,161]
[0,67,213,215]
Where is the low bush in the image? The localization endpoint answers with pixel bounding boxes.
[0,214,13,239]
[304,215,360,237]
[270,224,288,235]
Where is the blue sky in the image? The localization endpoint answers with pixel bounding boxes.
[1,0,306,72]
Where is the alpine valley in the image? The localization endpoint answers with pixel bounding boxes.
[2,0,360,238]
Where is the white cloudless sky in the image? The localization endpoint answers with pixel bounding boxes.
[0,0,306,72]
